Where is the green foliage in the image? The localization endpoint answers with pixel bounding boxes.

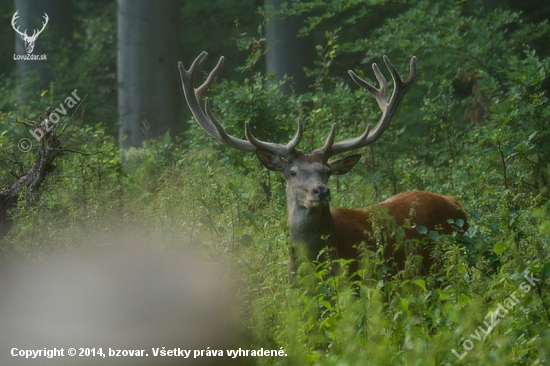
[182,0,264,78]
[47,1,118,135]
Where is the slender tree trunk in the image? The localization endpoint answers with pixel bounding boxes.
[117,0,184,148]
[265,0,313,94]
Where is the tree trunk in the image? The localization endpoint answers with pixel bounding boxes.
[265,0,313,94]
[117,0,184,148]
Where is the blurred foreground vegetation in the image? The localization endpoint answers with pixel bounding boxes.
[1,1,549,365]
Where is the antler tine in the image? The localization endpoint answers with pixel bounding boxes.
[179,52,255,152]
[287,118,304,151]
[316,123,371,159]
[195,53,224,98]
[180,52,302,157]
[26,13,49,39]
[245,118,303,159]
[11,11,26,37]
[349,62,388,112]
[316,123,336,158]
[320,55,417,159]
[36,13,49,36]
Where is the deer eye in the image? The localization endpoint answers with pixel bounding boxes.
[289,170,297,177]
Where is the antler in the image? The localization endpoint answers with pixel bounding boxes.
[179,52,302,159]
[317,55,417,159]
[11,11,26,38]
[11,11,48,40]
[30,13,49,40]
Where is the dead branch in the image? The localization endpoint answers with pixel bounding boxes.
[0,108,64,239]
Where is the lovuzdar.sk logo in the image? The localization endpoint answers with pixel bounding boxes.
[12,10,48,61]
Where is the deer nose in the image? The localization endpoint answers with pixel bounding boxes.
[313,186,331,200]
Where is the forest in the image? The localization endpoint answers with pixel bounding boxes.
[0,0,549,365]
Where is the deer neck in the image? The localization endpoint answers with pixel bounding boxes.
[286,194,335,261]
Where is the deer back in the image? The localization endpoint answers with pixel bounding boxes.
[330,190,467,272]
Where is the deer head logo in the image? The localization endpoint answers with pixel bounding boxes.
[11,11,49,54]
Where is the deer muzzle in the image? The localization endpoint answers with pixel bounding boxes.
[309,186,331,207]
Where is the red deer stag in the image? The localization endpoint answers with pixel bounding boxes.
[179,52,467,279]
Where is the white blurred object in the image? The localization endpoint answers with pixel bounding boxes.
[0,246,243,365]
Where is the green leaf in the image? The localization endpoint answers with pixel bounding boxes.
[319,300,332,311]
[416,226,428,235]
[240,234,254,247]
[493,242,507,255]
[428,231,439,241]
[413,279,426,291]
[243,210,257,228]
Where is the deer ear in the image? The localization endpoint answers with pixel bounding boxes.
[327,154,362,175]
[256,149,286,172]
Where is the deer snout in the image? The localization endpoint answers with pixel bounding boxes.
[312,186,331,201]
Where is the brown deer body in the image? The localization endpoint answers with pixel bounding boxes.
[179,52,467,279]
[299,190,467,273]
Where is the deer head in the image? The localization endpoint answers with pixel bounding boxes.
[12,11,49,54]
